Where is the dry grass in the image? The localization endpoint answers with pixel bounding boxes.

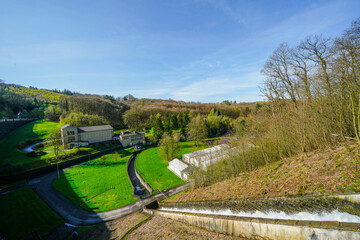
[127,215,245,240]
[169,144,360,202]
[78,212,148,240]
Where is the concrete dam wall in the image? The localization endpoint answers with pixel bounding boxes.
[0,119,36,139]
[144,193,360,240]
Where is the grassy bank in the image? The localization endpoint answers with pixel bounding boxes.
[0,186,63,240]
[0,120,59,166]
[53,149,137,212]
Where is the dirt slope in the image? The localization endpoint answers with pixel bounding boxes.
[127,215,245,240]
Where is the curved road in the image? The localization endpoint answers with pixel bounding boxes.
[29,160,188,226]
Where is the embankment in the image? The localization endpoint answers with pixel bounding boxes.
[0,119,36,139]
[144,193,360,240]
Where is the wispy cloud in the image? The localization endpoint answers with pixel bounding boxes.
[203,0,246,25]
[171,71,263,102]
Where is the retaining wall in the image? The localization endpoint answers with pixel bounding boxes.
[0,118,37,139]
[126,151,147,199]
[133,153,153,195]
[145,194,360,240]
[161,193,360,217]
[151,210,360,240]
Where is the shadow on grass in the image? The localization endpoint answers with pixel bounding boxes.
[50,149,148,239]
[53,171,96,212]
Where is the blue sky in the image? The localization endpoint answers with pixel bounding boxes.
[0,0,359,103]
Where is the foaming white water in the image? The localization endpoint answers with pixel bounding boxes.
[159,207,360,223]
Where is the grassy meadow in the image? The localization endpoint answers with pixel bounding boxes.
[0,186,63,240]
[0,120,59,166]
[52,149,137,212]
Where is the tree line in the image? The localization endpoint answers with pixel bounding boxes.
[190,18,360,188]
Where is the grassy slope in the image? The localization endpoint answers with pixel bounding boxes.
[136,147,183,192]
[136,142,206,193]
[0,120,59,166]
[135,141,206,192]
[53,150,137,212]
[0,186,63,240]
[168,145,360,202]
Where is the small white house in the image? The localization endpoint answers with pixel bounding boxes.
[168,158,190,180]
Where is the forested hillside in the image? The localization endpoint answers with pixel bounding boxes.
[0,79,261,138]
[188,18,360,188]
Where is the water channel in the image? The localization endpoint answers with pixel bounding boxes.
[127,152,151,199]
[159,207,360,223]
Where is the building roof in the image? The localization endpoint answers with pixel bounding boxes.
[78,125,113,132]
[61,124,71,129]
[169,158,189,172]
[182,144,230,159]
[121,131,145,136]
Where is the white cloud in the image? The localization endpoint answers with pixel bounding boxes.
[171,71,262,102]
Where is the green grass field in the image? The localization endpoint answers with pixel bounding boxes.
[136,149,181,192]
[135,141,208,192]
[0,120,59,166]
[52,150,137,212]
[0,119,126,174]
[0,186,63,240]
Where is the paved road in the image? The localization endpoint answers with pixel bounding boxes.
[29,167,188,226]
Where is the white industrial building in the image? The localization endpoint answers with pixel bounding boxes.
[167,144,236,180]
[168,158,190,180]
[182,144,232,170]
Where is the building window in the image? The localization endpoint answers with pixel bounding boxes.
[67,131,75,135]
[68,136,75,141]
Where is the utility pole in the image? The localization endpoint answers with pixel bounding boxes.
[83,181,87,204]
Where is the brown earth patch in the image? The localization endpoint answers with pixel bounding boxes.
[168,144,360,202]
[78,212,148,240]
[127,215,245,239]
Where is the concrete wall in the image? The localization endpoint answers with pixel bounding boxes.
[0,119,36,139]
[134,154,153,194]
[160,193,360,217]
[146,208,360,240]
[61,125,79,147]
[79,129,113,144]
[120,132,145,147]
